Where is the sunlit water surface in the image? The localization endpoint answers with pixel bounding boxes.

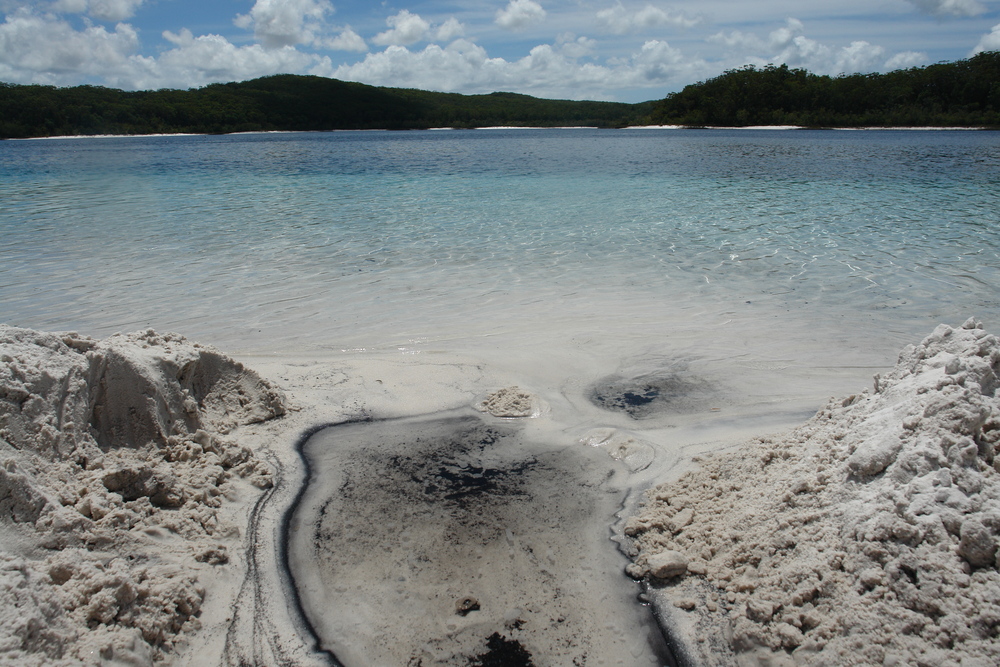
[3,129,998,362]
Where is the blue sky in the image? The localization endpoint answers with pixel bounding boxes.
[1,0,998,102]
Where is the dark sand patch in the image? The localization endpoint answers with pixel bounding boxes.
[286,410,673,666]
[590,370,716,419]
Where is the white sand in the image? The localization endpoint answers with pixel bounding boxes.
[626,318,1000,666]
[0,326,283,666]
[5,319,999,665]
[0,328,558,666]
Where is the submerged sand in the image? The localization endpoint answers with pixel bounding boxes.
[2,320,999,665]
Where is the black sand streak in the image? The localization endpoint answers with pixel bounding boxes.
[644,585,697,667]
[276,417,379,667]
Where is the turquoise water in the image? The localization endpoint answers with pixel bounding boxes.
[2,129,999,363]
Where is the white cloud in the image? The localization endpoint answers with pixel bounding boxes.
[556,32,595,59]
[435,17,465,42]
[373,9,430,46]
[707,29,763,51]
[0,7,324,90]
[142,28,318,89]
[833,41,885,73]
[885,50,926,70]
[905,0,985,18]
[321,27,367,52]
[0,9,139,84]
[327,36,708,100]
[709,18,925,77]
[326,40,494,93]
[596,2,701,35]
[972,22,1000,54]
[234,0,333,49]
[767,17,805,50]
[708,18,809,53]
[629,39,693,83]
[495,0,546,31]
[370,11,465,48]
[51,0,90,14]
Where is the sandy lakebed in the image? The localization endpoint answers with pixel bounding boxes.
[3,319,1000,667]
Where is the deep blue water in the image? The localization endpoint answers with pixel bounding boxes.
[2,129,999,358]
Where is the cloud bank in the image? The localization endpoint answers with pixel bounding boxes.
[596,2,701,35]
[708,18,927,77]
[0,0,985,101]
[326,37,708,100]
[53,0,145,22]
[234,0,333,49]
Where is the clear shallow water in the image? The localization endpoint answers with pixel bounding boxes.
[2,129,998,362]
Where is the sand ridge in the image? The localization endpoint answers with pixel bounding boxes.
[625,319,1000,666]
[0,326,284,665]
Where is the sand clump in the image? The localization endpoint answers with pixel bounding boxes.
[625,318,1000,666]
[0,325,285,666]
[476,386,544,418]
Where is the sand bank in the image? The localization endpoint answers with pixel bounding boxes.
[626,319,1000,666]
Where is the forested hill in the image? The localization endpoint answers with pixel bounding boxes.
[1,51,998,138]
[649,51,1000,128]
[0,76,653,138]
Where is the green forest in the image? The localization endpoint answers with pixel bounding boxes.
[0,76,652,138]
[1,51,997,138]
[649,50,1000,128]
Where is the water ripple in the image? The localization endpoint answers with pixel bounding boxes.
[2,129,998,351]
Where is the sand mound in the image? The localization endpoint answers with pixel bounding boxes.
[625,318,1000,666]
[0,326,285,665]
[476,386,545,418]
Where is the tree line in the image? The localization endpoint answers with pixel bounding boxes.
[649,51,1000,128]
[0,76,652,138]
[0,51,997,139]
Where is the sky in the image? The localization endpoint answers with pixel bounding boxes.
[0,0,998,102]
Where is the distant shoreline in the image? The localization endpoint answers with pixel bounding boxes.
[9,125,994,141]
[3,54,996,140]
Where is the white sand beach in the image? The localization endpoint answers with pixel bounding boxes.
[2,319,999,666]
